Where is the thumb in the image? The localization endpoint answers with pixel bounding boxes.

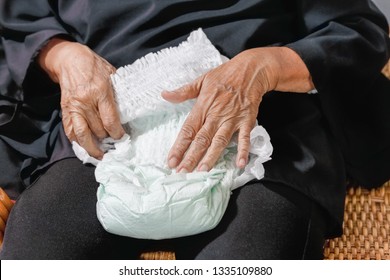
[161,78,202,104]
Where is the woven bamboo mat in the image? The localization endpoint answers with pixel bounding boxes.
[0,188,14,246]
[140,251,176,260]
[324,181,390,260]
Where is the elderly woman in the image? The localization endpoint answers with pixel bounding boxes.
[0,0,389,259]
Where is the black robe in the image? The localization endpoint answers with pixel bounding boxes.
[1,0,389,237]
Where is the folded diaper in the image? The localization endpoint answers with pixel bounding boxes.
[73,29,273,239]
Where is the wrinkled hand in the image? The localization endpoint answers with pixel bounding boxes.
[162,49,275,173]
[162,47,314,172]
[38,38,125,158]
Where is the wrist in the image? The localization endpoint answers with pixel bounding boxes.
[38,37,76,83]
[270,47,314,93]
[240,47,314,93]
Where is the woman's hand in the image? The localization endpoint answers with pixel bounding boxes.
[162,47,314,172]
[38,38,125,158]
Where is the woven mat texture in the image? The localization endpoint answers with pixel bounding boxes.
[324,181,390,260]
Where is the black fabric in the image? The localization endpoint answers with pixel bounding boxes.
[0,159,140,260]
[0,158,326,260]
[0,0,389,239]
[0,42,75,199]
[174,180,327,260]
[260,92,346,236]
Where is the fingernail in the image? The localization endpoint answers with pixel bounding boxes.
[238,158,247,168]
[179,168,189,174]
[168,157,179,168]
[198,164,209,172]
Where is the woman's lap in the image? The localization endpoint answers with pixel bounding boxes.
[0,158,327,259]
[174,181,326,260]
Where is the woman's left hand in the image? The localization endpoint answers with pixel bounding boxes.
[162,47,314,172]
[162,48,275,172]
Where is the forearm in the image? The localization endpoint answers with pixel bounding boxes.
[270,47,315,93]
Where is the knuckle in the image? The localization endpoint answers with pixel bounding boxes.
[94,128,108,139]
[78,84,106,102]
[74,86,92,101]
[101,116,117,130]
[193,133,211,148]
[174,140,189,155]
[76,93,91,104]
[180,125,197,141]
[60,99,71,110]
[239,133,251,143]
[64,130,74,141]
[175,141,186,151]
[212,134,230,147]
[183,155,198,168]
[108,65,116,74]
[73,125,88,140]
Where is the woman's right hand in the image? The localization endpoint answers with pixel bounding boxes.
[38,38,125,158]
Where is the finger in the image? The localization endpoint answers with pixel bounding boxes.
[84,108,109,140]
[0,201,9,224]
[167,111,203,169]
[0,188,14,212]
[197,122,236,171]
[176,120,220,172]
[71,112,104,158]
[61,109,76,142]
[161,78,201,104]
[98,89,125,140]
[236,124,253,169]
[0,216,5,233]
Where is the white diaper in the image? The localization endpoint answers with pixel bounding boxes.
[73,29,273,239]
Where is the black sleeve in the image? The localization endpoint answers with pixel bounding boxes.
[287,0,389,93]
[0,0,70,90]
[287,0,390,187]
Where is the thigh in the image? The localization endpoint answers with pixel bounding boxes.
[173,180,327,260]
[0,158,141,259]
